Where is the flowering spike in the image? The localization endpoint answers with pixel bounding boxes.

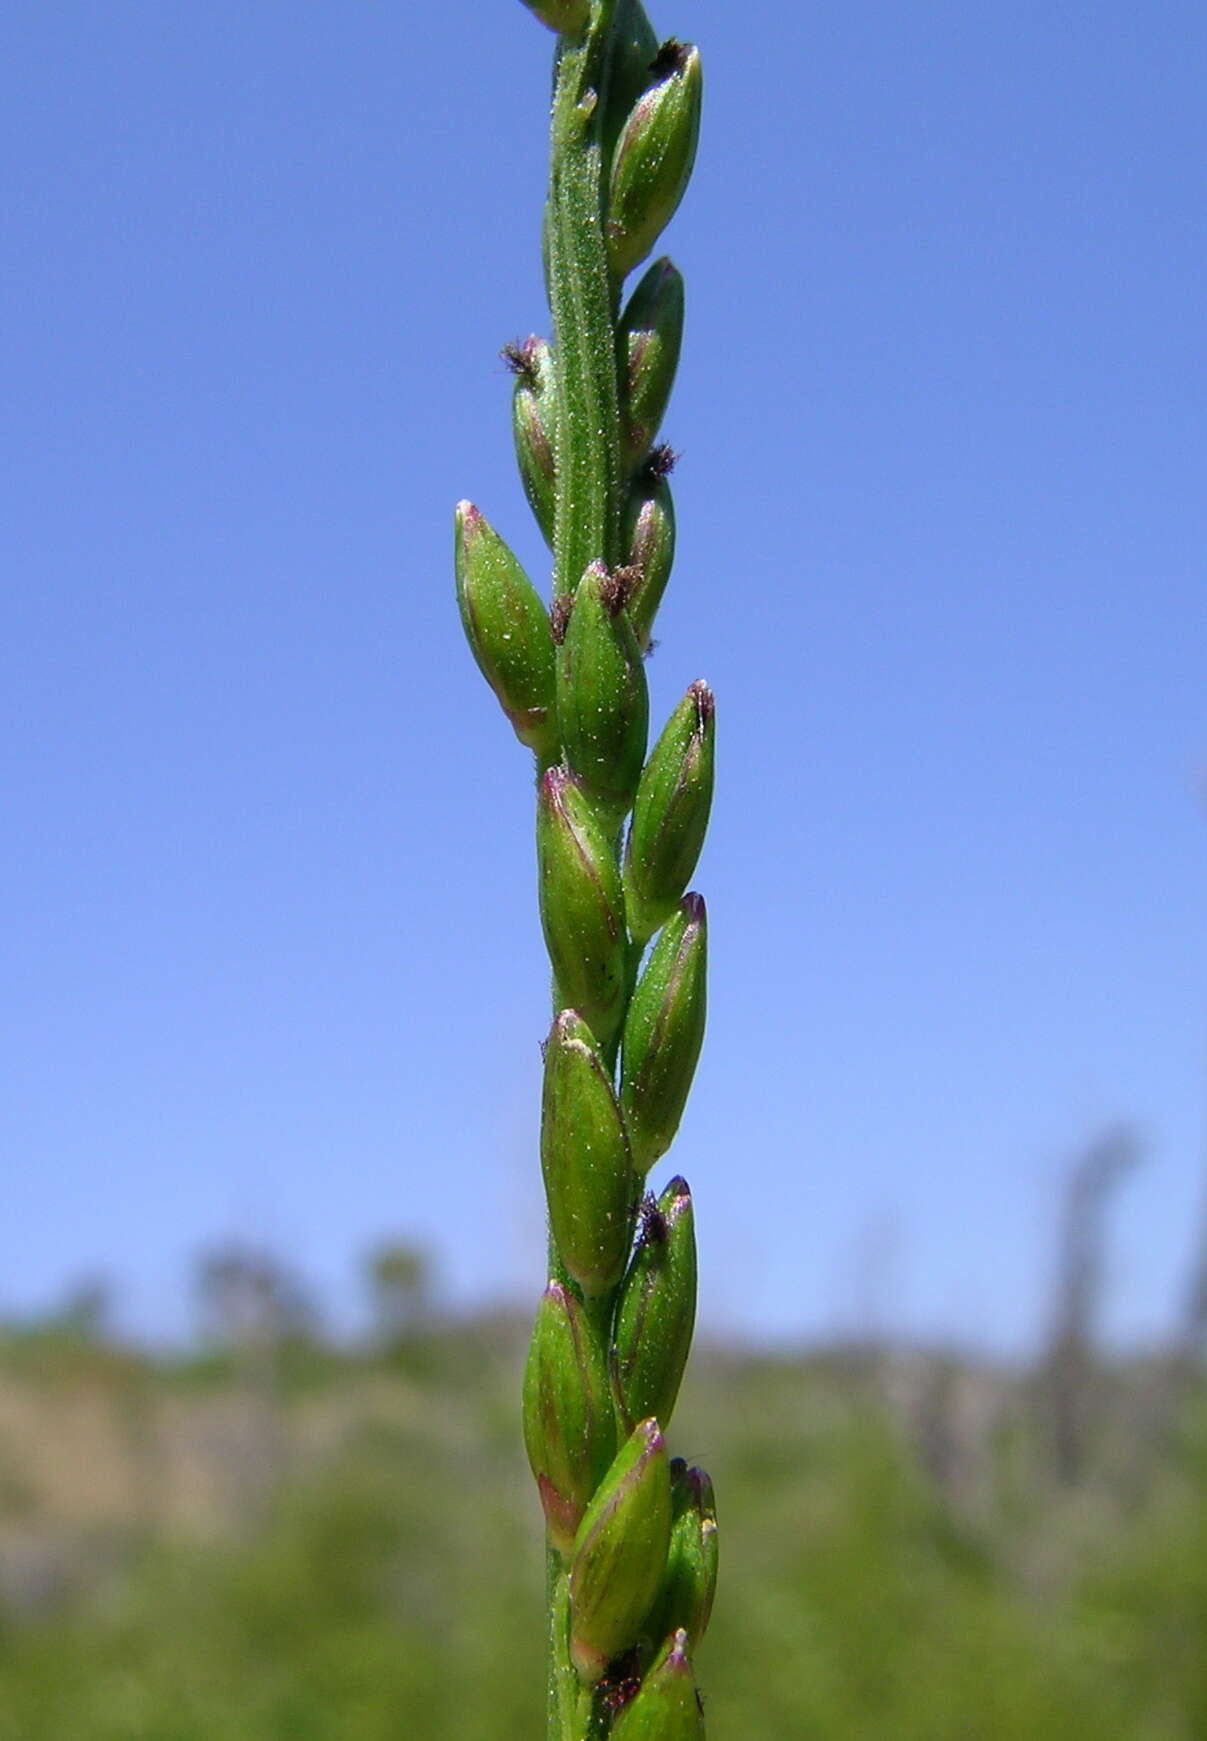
[607,42,703,281]
[523,1282,618,1558]
[454,502,557,760]
[557,561,649,827]
[614,1177,697,1432]
[568,1418,672,1683]
[537,767,629,1051]
[458,5,714,1723]
[609,1630,703,1738]
[625,682,715,945]
[541,1011,636,1299]
[617,257,685,471]
[620,895,708,1172]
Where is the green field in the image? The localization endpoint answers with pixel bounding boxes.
[0,1318,1204,1740]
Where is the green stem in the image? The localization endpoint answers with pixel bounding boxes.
[548,0,624,602]
[546,1274,619,1740]
[577,1685,606,1740]
[547,1550,575,1740]
[548,1549,609,1741]
[544,10,631,1736]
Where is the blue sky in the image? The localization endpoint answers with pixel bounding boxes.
[3,1,1204,1352]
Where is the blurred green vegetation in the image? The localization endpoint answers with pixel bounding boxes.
[0,1284,1205,1740]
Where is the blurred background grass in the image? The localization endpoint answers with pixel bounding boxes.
[2,1161,1206,1741]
